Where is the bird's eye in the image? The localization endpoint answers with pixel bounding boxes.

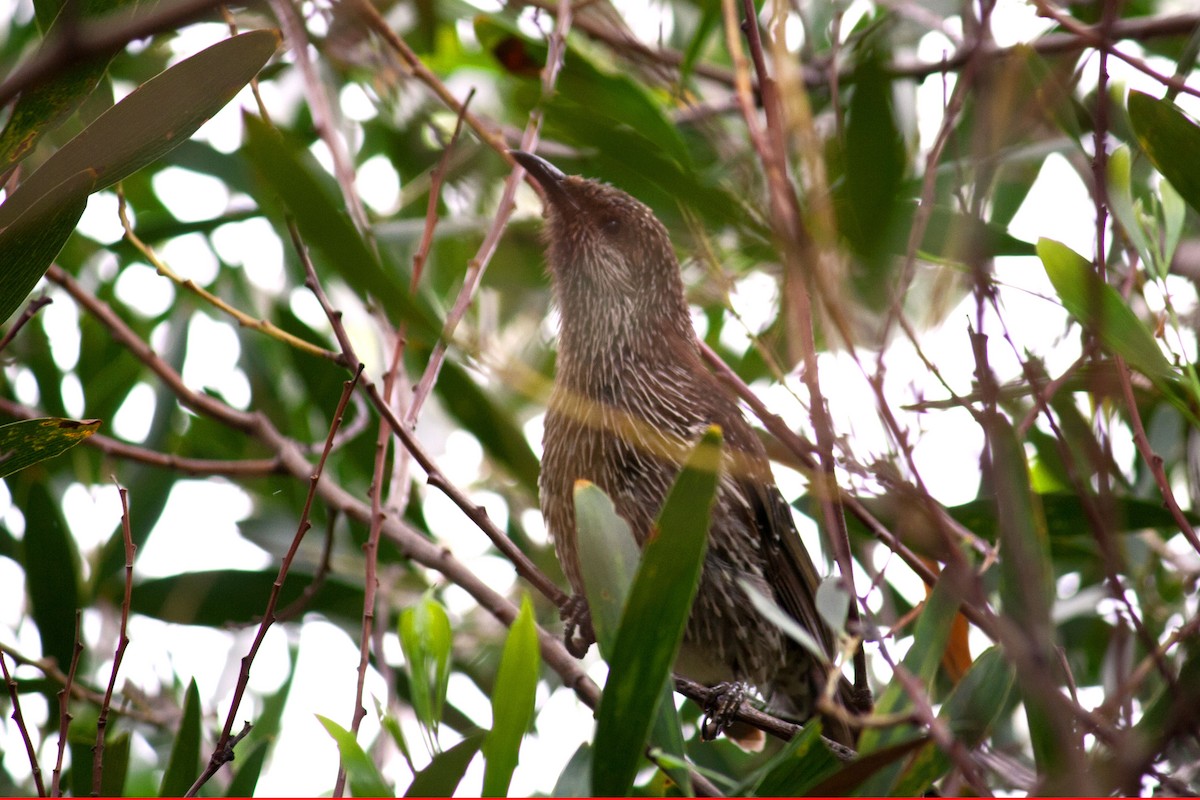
[601,216,621,234]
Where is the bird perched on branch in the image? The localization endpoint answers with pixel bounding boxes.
[512,150,861,746]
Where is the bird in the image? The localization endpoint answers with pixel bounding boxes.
[511,150,861,746]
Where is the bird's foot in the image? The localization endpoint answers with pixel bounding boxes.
[561,594,595,658]
[701,681,749,741]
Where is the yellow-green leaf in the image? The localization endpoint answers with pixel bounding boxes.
[1037,238,1174,382]
[0,417,100,478]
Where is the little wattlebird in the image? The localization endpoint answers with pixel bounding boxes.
[511,150,863,747]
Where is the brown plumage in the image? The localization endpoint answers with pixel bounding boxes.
[512,151,859,745]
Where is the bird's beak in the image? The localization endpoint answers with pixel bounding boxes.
[511,150,574,209]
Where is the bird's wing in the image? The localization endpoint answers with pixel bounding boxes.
[746,477,836,658]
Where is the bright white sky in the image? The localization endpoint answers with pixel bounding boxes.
[1,0,1198,794]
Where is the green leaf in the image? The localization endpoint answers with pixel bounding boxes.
[892,647,1015,795]
[398,591,453,752]
[746,720,841,796]
[481,594,540,797]
[855,575,960,794]
[1128,91,1200,215]
[573,481,640,656]
[0,0,141,175]
[1106,145,1155,269]
[15,475,81,670]
[815,576,850,636]
[0,178,87,326]
[0,30,280,229]
[0,29,279,324]
[404,733,483,797]
[591,426,722,797]
[159,679,202,796]
[841,42,906,291]
[317,714,393,798]
[550,743,592,798]
[0,417,100,478]
[225,739,270,798]
[99,730,131,797]
[573,481,692,795]
[989,416,1054,646]
[1037,238,1175,383]
[738,577,828,662]
[129,569,365,626]
[987,413,1077,779]
[241,115,440,340]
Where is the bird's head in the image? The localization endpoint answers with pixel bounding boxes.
[510,150,684,311]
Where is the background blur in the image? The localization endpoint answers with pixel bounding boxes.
[2,0,1200,795]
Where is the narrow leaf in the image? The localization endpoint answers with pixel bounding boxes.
[0,30,280,229]
[16,475,81,670]
[574,481,692,795]
[225,739,270,797]
[316,715,392,798]
[404,734,483,798]
[241,115,439,339]
[0,417,100,478]
[398,591,453,751]
[1128,91,1200,214]
[747,720,841,796]
[0,30,278,324]
[1038,238,1175,382]
[481,594,540,797]
[0,0,142,175]
[159,679,202,796]
[855,576,961,795]
[0,178,87,325]
[573,480,640,655]
[592,426,722,797]
[891,647,1015,795]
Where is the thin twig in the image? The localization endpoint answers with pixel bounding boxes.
[94,483,136,796]
[268,0,372,238]
[117,191,342,363]
[0,296,52,355]
[1,653,45,797]
[290,221,570,607]
[188,366,363,797]
[405,0,574,426]
[50,612,83,797]
[1032,1,1200,100]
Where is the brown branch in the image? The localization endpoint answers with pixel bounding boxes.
[268,0,372,238]
[336,358,395,797]
[1,653,45,797]
[289,222,570,608]
[188,367,362,796]
[94,483,136,796]
[351,0,509,156]
[405,1,573,426]
[50,613,83,797]
[520,0,1198,91]
[0,642,170,726]
[0,296,52,355]
[0,396,285,476]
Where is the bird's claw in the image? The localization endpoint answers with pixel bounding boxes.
[561,594,595,658]
[701,681,748,740]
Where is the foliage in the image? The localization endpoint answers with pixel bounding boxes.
[1,0,1200,795]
